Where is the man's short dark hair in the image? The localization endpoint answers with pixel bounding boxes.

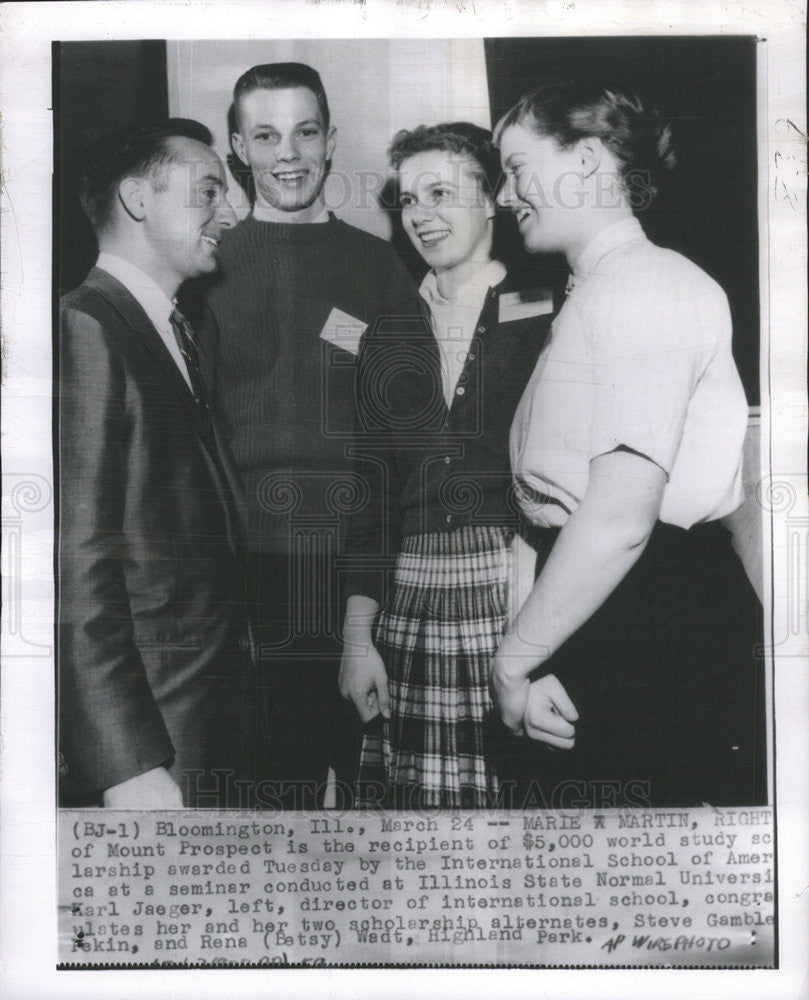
[78,118,214,235]
[232,62,330,130]
[388,122,501,200]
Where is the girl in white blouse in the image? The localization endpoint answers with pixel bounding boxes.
[490,80,766,807]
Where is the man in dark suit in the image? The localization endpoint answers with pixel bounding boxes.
[58,120,257,808]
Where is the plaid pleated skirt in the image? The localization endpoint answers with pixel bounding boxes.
[356,524,514,808]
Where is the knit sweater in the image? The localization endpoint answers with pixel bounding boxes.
[195,214,416,555]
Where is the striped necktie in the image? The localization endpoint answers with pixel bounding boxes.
[170,307,210,413]
[170,306,242,531]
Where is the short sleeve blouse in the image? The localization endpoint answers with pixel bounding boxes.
[510,217,748,529]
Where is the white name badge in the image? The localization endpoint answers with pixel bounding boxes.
[498,288,554,324]
[319,307,368,356]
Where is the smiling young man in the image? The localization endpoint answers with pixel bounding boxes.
[58,120,258,809]
[193,63,415,808]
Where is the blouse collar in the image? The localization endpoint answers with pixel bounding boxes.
[572,216,646,283]
[420,259,507,307]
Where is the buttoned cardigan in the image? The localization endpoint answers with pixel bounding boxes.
[344,279,552,603]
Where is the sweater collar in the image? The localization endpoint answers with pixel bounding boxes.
[252,201,331,224]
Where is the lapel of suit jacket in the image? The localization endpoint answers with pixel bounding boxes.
[84,268,209,425]
[83,267,249,547]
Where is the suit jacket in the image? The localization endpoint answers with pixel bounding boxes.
[58,267,257,806]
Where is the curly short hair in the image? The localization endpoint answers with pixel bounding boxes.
[388,121,501,200]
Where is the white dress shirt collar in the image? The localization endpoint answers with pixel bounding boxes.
[95,252,192,389]
[96,252,176,332]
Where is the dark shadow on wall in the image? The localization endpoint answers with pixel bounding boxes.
[54,40,169,297]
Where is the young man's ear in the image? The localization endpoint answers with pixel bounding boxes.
[118,177,147,221]
[231,131,248,167]
[576,136,603,178]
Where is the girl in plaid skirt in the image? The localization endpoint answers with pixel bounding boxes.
[340,123,552,808]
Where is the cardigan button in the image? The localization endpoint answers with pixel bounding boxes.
[456,386,465,396]
[467,352,476,361]
[477,325,486,333]
[444,456,451,464]
[446,515,453,524]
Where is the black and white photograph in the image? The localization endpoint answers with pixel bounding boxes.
[55,33,768,812]
[0,1,806,997]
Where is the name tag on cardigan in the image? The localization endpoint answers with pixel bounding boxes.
[319,308,367,356]
[498,288,554,324]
